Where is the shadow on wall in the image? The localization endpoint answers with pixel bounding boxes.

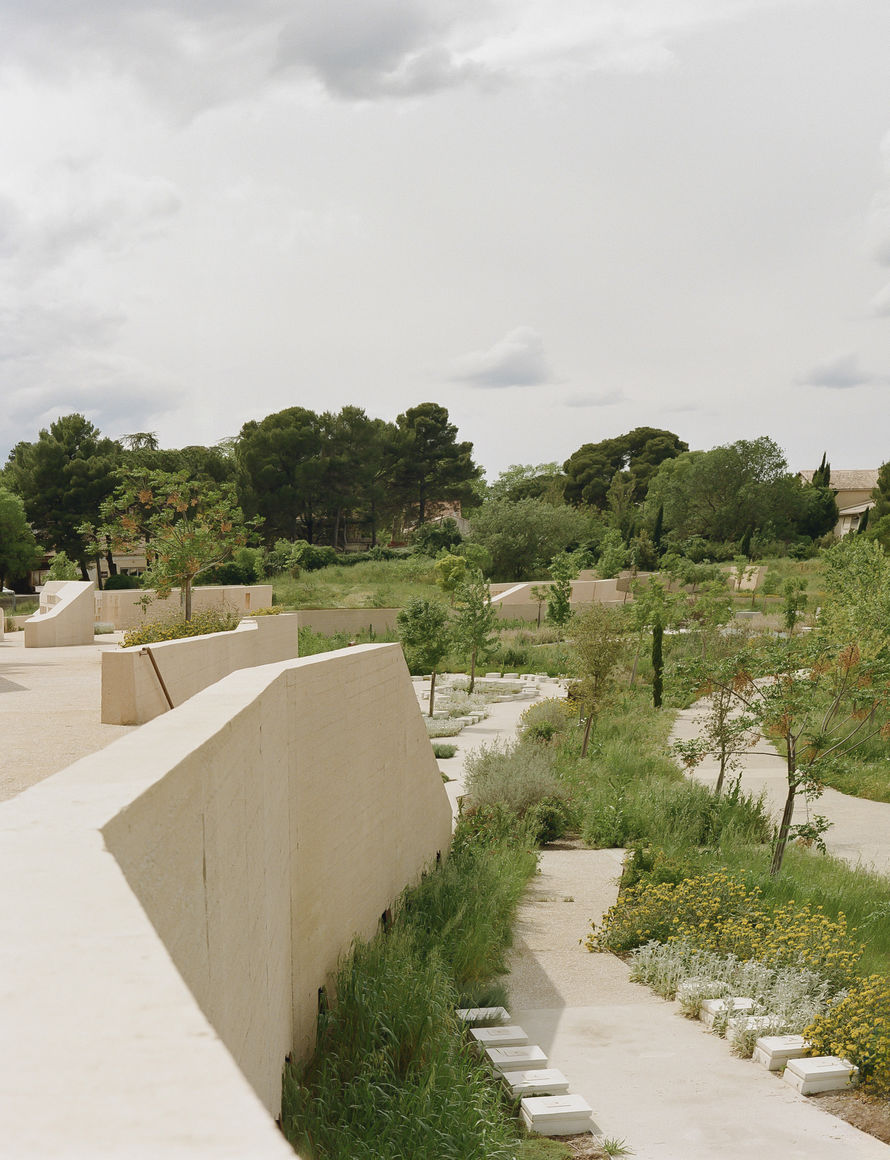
[0,643,452,1158]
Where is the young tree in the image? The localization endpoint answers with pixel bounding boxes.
[468,497,591,580]
[82,471,258,620]
[572,604,625,757]
[530,584,549,628]
[433,553,467,605]
[595,529,627,579]
[452,570,498,693]
[673,640,758,796]
[397,598,451,715]
[545,553,577,636]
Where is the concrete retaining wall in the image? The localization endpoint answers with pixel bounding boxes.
[101,614,300,725]
[24,580,96,647]
[294,607,399,636]
[95,585,274,631]
[0,643,452,1158]
[491,578,628,621]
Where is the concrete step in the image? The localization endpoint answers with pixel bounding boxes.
[501,1068,570,1097]
[783,1056,857,1095]
[486,1045,548,1074]
[699,996,755,1031]
[752,1035,810,1072]
[470,1025,529,1049]
[520,1094,593,1136]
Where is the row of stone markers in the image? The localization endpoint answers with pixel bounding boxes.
[697,997,858,1094]
[456,1006,595,1138]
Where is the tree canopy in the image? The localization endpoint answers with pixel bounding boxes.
[4,414,121,577]
[563,427,688,508]
[0,486,40,589]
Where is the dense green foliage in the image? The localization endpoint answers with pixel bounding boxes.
[0,486,40,587]
[562,426,688,508]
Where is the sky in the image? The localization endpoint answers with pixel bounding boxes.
[1,0,889,481]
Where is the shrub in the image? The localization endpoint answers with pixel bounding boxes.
[805,976,890,1092]
[121,607,240,647]
[518,698,574,742]
[587,869,862,989]
[102,573,142,590]
[432,742,457,759]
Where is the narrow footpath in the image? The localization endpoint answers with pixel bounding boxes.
[445,688,889,1158]
[672,701,890,876]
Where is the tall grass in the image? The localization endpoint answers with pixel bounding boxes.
[280,833,537,1159]
[272,557,439,609]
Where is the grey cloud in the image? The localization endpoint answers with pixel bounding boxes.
[797,352,888,390]
[275,0,489,99]
[871,283,890,318]
[451,327,551,388]
[563,390,625,408]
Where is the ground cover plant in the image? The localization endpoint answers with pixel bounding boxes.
[280,829,537,1160]
[120,607,240,647]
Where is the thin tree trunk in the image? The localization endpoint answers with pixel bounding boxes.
[469,647,477,694]
[94,555,103,590]
[581,713,594,758]
[714,752,727,796]
[770,742,797,877]
[184,579,193,622]
[428,669,437,717]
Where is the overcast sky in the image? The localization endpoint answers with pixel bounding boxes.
[1,0,889,480]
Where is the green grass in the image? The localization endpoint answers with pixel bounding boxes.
[272,557,440,609]
[280,833,537,1159]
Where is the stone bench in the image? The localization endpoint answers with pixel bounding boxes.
[486,1045,548,1074]
[520,1094,593,1136]
[783,1055,857,1095]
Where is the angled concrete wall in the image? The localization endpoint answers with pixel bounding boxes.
[101,613,300,724]
[491,578,626,621]
[0,643,452,1157]
[96,585,274,631]
[24,580,96,647]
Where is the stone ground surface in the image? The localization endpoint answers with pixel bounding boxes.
[0,630,133,802]
[671,701,890,876]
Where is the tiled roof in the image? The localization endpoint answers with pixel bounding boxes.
[798,469,879,490]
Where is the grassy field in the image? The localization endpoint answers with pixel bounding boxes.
[271,557,440,609]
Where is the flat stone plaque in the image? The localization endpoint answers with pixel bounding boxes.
[700,996,755,1030]
[783,1056,857,1095]
[486,1045,548,1073]
[520,1094,593,1136]
[470,1025,529,1048]
[456,1006,509,1025]
[752,1035,809,1071]
[501,1068,570,1097]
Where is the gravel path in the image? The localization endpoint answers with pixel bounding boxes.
[0,632,134,802]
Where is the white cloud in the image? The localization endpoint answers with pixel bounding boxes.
[563,390,625,408]
[451,327,551,388]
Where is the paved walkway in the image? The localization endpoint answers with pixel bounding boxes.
[0,632,134,802]
[507,847,888,1159]
[672,701,890,876]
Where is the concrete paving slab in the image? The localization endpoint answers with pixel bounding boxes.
[0,634,135,801]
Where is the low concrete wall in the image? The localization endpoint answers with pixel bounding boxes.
[491,578,627,621]
[101,613,300,725]
[24,580,96,647]
[0,643,452,1157]
[294,607,399,636]
[96,585,274,631]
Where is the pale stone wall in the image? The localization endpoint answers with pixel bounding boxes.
[101,613,300,725]
[294,607,399,636]
[95,584,274,630]
[491,578,625,621]
[24,580,96,647]
[0,643,451,1157]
